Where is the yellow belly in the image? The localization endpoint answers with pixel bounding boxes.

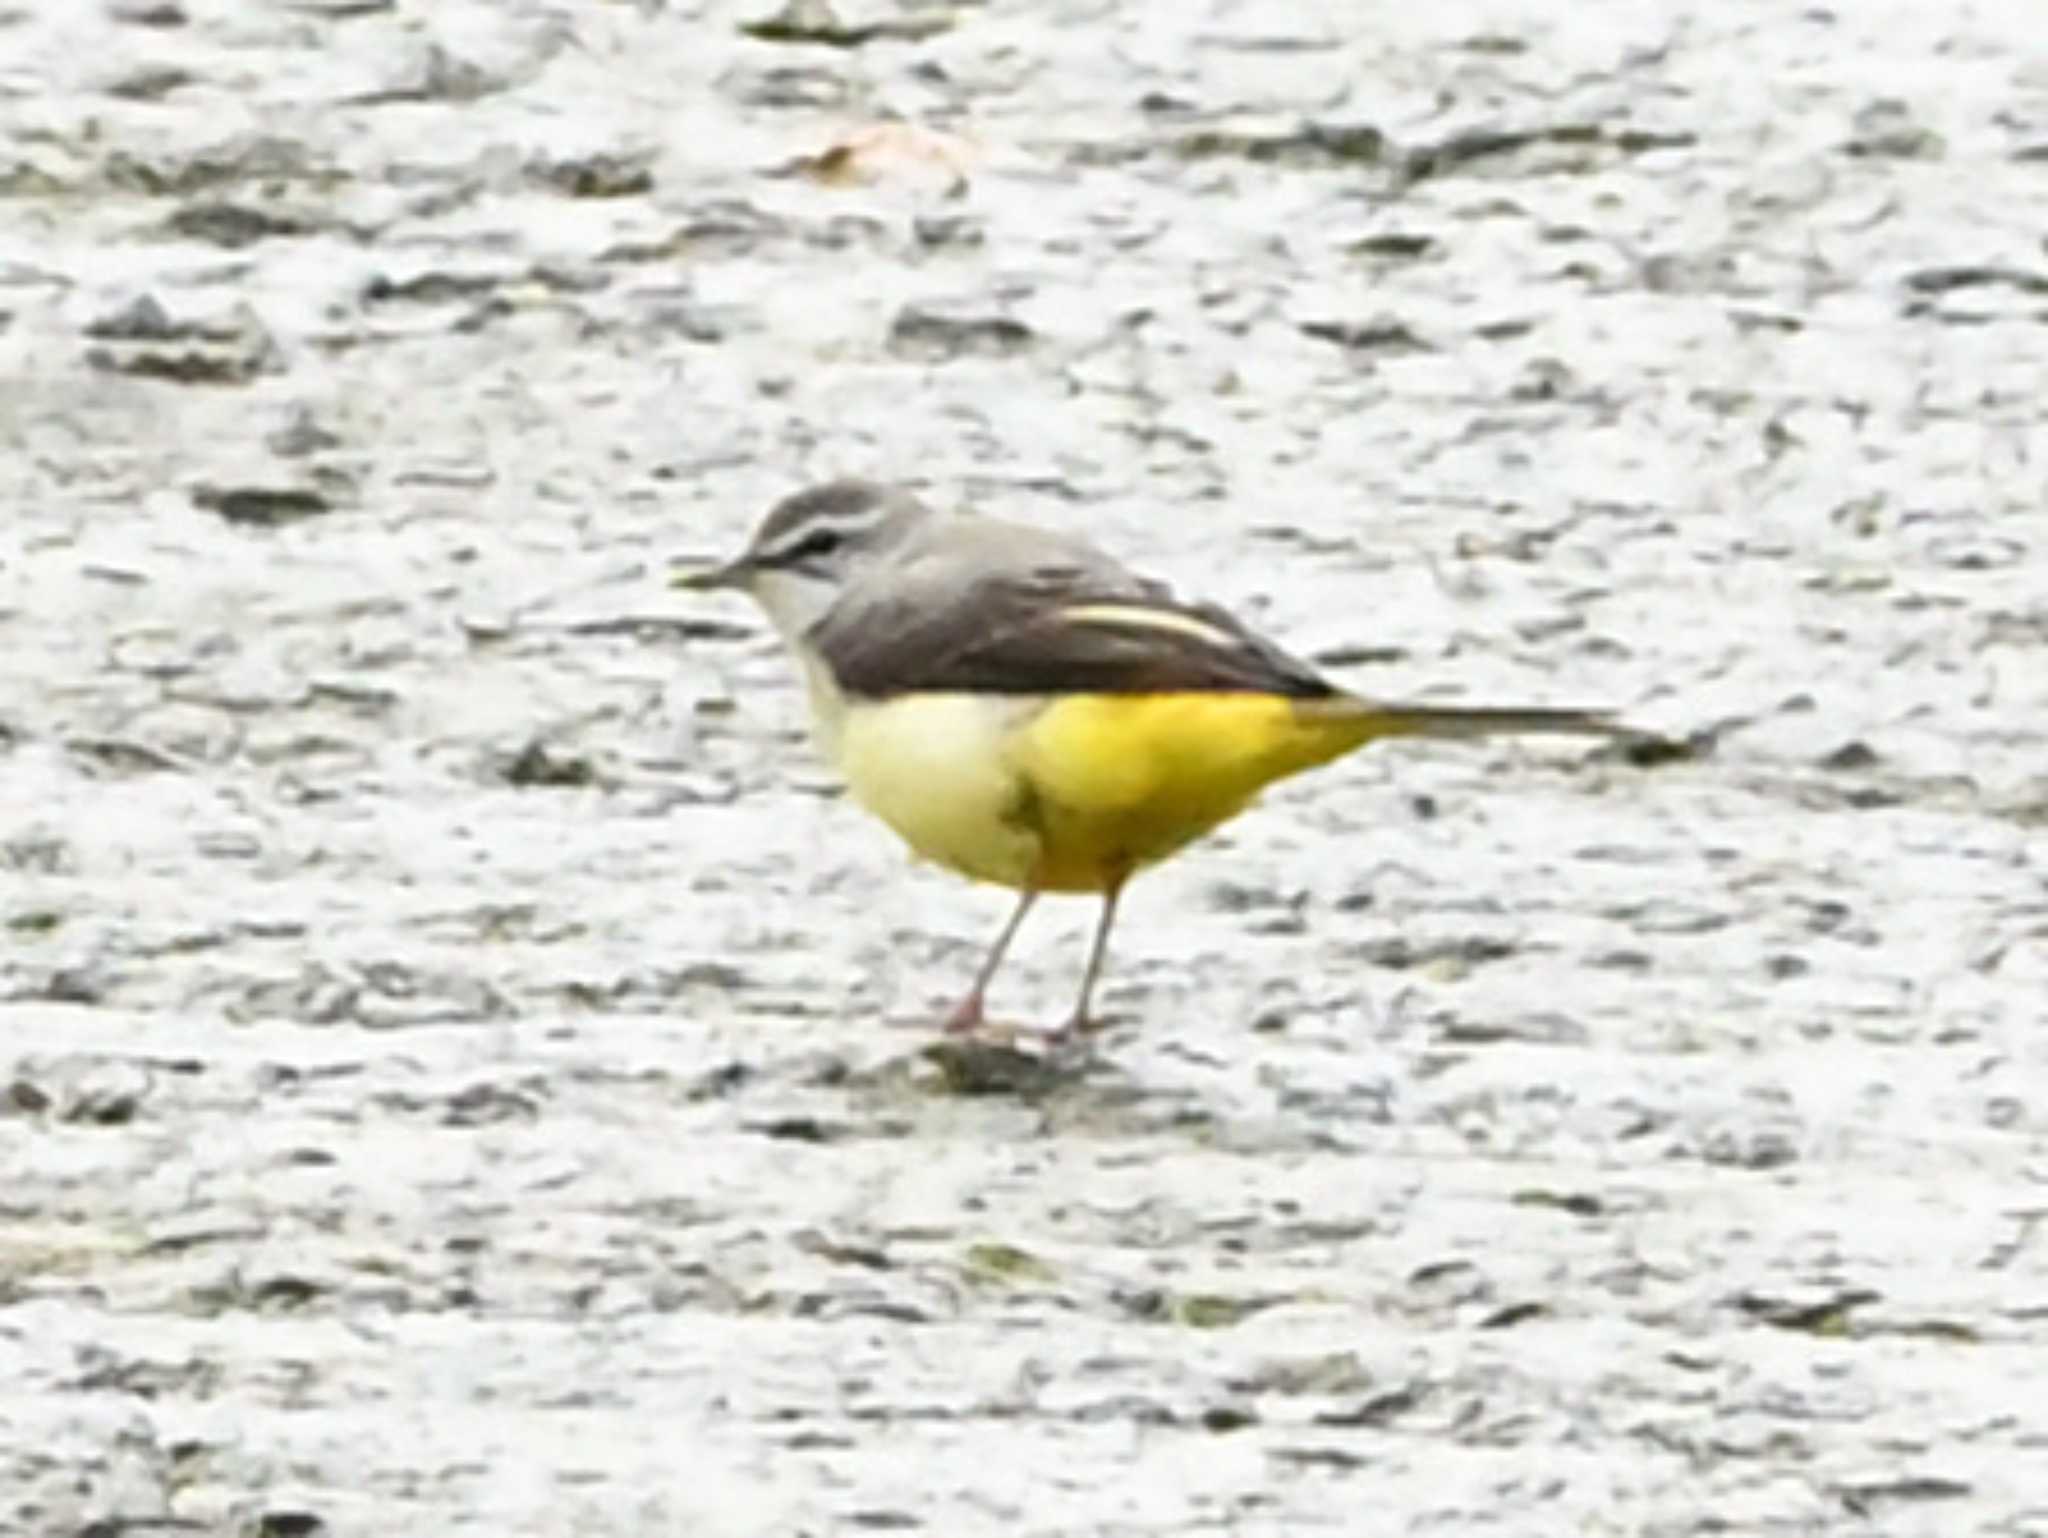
[833,690,1384,895]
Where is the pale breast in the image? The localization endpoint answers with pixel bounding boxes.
[829,691,1045,889]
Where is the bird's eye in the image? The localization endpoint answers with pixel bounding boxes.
[792,528,843,562]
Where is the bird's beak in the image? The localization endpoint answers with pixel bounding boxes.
[671,556,750,592]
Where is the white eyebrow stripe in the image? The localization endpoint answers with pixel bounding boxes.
[789,507,884,540]
[1057,602,1246,650]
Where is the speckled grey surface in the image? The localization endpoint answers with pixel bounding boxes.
[4,1,2047,1533]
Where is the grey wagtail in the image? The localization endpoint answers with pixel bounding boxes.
[677,480,1622,1041]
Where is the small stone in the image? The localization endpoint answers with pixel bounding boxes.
[1818,740,1880,771]
[500,740,597,788]
[192,483,335,526]
[888,305,1035,362]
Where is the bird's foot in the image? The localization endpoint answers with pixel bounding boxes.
[1022,1013,1104,1058]
[939,998,1102,1059]
[940,992,989,1037]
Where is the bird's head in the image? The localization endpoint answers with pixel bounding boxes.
[674,479,934,642]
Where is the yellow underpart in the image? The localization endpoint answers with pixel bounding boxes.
[1014,692,1388,891]
[832,689,1396,896]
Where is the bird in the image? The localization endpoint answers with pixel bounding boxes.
[676,479,1623,1045]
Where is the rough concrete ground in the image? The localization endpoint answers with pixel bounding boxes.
[3,0,2046,1533]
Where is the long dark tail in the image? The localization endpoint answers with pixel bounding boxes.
[1308,697,1627,742]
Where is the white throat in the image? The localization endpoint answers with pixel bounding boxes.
[740,569,853,756]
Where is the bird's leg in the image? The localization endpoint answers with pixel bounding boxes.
[1045,875,1126,1047]
[942,888,1039,1035]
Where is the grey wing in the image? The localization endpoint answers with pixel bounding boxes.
[812,533,1336,700]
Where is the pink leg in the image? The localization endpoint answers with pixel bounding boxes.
[942,888,1038,1035]
[1043,876,1125,1046]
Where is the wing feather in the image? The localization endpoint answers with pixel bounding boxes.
[813,554,1336,700]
